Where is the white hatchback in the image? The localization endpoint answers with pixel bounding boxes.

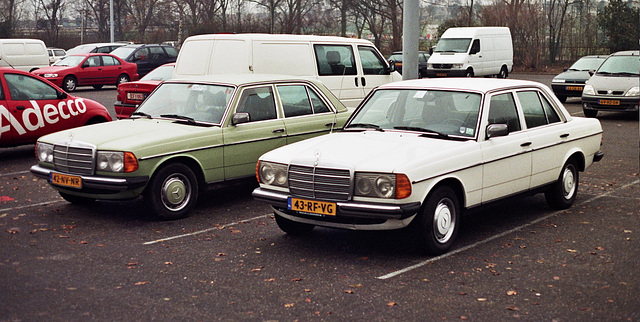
[253,78,604,255]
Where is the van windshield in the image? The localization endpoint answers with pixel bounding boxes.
[434,38,472,53]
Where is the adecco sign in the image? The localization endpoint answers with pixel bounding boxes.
[0,98,87,139]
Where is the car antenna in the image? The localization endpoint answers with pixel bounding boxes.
[0,56,17,69]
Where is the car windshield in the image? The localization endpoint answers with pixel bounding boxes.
[135,83,234,124]
[433,38,472,53]
[65,45,95,55]
[596,56,640,76]
[347,89,481,138]
[110,46,136,59]
[52,55,85,67]
[141,65,174,81]
[568,57,606,71]
[388,54,402,62]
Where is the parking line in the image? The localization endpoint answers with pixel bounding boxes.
[376,179,639,280]
[0,170,31,178]
[142,214,269,245]
[0,200,65,212]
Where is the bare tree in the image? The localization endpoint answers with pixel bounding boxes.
[545,0,571,63]
[38,0,65,43]
[0,0,24,37]
[251,0,285,33]
[128,0,161,41]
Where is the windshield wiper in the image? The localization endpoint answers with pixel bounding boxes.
[131,111,152,118]
[160,114,196,125]
[344,123,385,131]
[394,126,449,138]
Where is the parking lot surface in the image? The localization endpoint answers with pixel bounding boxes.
[1,74,638,320]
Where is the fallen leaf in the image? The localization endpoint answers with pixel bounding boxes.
[264,278,275,282]
[284,303,295,308]
[507,305,520,311]
[290,278,302,282]
[134,281,149,286]
[345,290,355,294]
[305,298,311,303]
[387,302,397,307]
[567,249,578,253]
[507,290,517,296]
[477,298,488,302]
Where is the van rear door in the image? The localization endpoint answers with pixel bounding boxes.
[313,44,362,107]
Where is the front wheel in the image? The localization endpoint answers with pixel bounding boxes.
[545,160,579,210]
[275,213,315,235]
[117,74,130,85]
[144,163,199,220]
[411,186,460,255]
[465,69,474,77]
[62,76,77,92]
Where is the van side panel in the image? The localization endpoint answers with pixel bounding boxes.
[211,40,251,74]
[173,40,213,76]
[252,42,315,76]
[0,39,49,71]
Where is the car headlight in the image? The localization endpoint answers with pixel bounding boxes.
[43,73,58,78]
[552,78,565,83]
[354,173,411,199]
[625,86,639,97]
[96,151,138,173]
[257,161,288,187]
[36,142,54,163]
[582,84,595,96]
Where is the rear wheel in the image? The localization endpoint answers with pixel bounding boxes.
[144,163,199,220]
[411,186,460,255]
[117,74,130,85]
[497,66,508,78]
[62,76,77,92]
[545,159,579,210]
[275,213,315,235]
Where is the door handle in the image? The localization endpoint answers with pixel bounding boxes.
[361,77,366,87]
[354,77,358,87]
[272,128,285,133]
[520,142,532,147]
[560,133,569,138]
[325,122,336,127]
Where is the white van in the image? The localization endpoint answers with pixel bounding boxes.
[0,39,49,72]
[426,27,513,78]
[174,33,401,107]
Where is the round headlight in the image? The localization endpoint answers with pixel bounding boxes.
[109,153,124,172]
[375,176,395,198]
[260,163,276,184]
[97,154,109,170]
[356,177,372,195]
[36,143,54,163]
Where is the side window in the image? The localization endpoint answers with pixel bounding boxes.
[86,56,101,67]
[164,46,178,58]
[358,46,388,75]
[135,48,149,60]
[149,46,166,60]
[488,93,521,133]
[308,88,330,113]
[5,74,59,101]
[236,86,277,122]
[541,95,561,124]
[314,44,357,76]
[517,90,562,128]
[102,56,120,66]
[277,85,313,117]
[97,46,111,53]
[470,39,480,54]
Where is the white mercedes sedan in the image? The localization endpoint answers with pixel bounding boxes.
[252,78,604,255]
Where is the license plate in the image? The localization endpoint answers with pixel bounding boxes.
[599,99,620,106]
[288,198,336,216]
[566,86,583,91]
[436,73,447,77]
[50,173,82,188]
[127,92,145,101]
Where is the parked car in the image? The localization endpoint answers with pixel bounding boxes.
[65,43,126,56]
[551,55,607,103]
[33,53,139,92]
[581,50,639,117]
[47,47,67,64]
[30,75,353,219]
[252,78,604,255]
[114,63,175,118]
[110,44,178,77]
[0,67,112,147]
[0,39,49,72]
[387,51,430,78]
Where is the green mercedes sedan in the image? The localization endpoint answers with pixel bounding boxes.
[31,75,352,219]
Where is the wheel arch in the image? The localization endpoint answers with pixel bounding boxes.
[145,155,207,192]
[564,150,586,172]
[422,177,467,210]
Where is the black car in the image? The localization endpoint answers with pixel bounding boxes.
[551,55,608,103]
[387,51,430,78]
[110,44,178,77]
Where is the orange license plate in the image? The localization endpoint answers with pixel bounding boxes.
[50,173,82,188]
[436,73,447,77]
[288,198,336,216]
[566,86,583,91]
[599,99,620,106]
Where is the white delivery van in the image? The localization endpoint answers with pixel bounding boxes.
[0,39,49,72]
[174,33,401,107]
[426,27,513,78]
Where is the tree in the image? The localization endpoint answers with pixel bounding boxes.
[598,0,640,52]
[546,0,572,63]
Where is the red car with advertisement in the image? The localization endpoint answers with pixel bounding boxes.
[33,53,138,92]
[0,67,112,147]
[114,63,174,118]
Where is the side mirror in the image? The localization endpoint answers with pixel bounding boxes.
[486,124,509,139]
[389,62,396,72]
[588,70,595,76]
[232,112,250,125]
[57,91,68,99]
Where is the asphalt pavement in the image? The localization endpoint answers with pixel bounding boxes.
[1,74,638,321]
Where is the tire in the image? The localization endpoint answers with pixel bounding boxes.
[92,85,104,90]
[274,213,315,235]
[411,186,460,255]
[583,109,598,118]
[465,69,474,77]
[62,76,77,92]
[545,159,579,210]
[144,163,199,220]
[60,192,95,204]
[497,66,508,78]
[117,74,130,85]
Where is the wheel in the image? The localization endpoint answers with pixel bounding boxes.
[545,159,579,210]
[497,66,508,78]
[465,69,474,77]
[144,163,199,220]
[60,192,95,204]
[275,213,315,235]
[92,85,104,90]
[556,95,567,103]
[62,76,77,92]
[583,109,598,118]
[411,186,460,255]
[117,74,130,85]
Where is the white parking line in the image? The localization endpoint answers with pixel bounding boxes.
[0,200,65,212]
[142,214,269,245]
[0,170,31,178]
[376,179,639,280]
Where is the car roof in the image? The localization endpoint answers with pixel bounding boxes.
[610,50,639,56]
[377,77,546,93]
[167,74,322,87]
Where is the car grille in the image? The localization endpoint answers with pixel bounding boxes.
[596,90,625,96]
[53,143,95,175]
[288,165,351,201]
[431,63,453,69]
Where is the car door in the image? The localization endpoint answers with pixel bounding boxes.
[515,89,566,188]
[0,75,13,145]
[480,91,532,203]
[100,55,121,84]
[75,56,103,85]
[222,85,286,180]
[357,45,395,95]
[313,44,361,107]
[276,83,339,145]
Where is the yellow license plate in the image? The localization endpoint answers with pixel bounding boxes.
[50,173,82,188]
[436,73,447,77]
[566,86,583,91]
[599,99,620,106]
[288,198,336,216]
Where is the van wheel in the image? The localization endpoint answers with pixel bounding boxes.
[62,76,77,92]
[465,69,474,77]
[144,163,199,220]
[497,66,508,78]
[411,186,460,255]
[117,74,130,85]
[545,159,579,210]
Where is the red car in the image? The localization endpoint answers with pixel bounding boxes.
[0,67,112,147]
[114,63,174,118]
[33,53,139,92]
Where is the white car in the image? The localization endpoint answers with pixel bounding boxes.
[252,78,604,255]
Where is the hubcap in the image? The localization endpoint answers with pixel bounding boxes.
[161,175,190,211]
[562,167,576,199]
[433,199,455,243]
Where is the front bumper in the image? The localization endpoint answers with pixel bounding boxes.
[551,83,585,98]
[30,165,148,195]
[426,69,467,77]
[582,96,639,112]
